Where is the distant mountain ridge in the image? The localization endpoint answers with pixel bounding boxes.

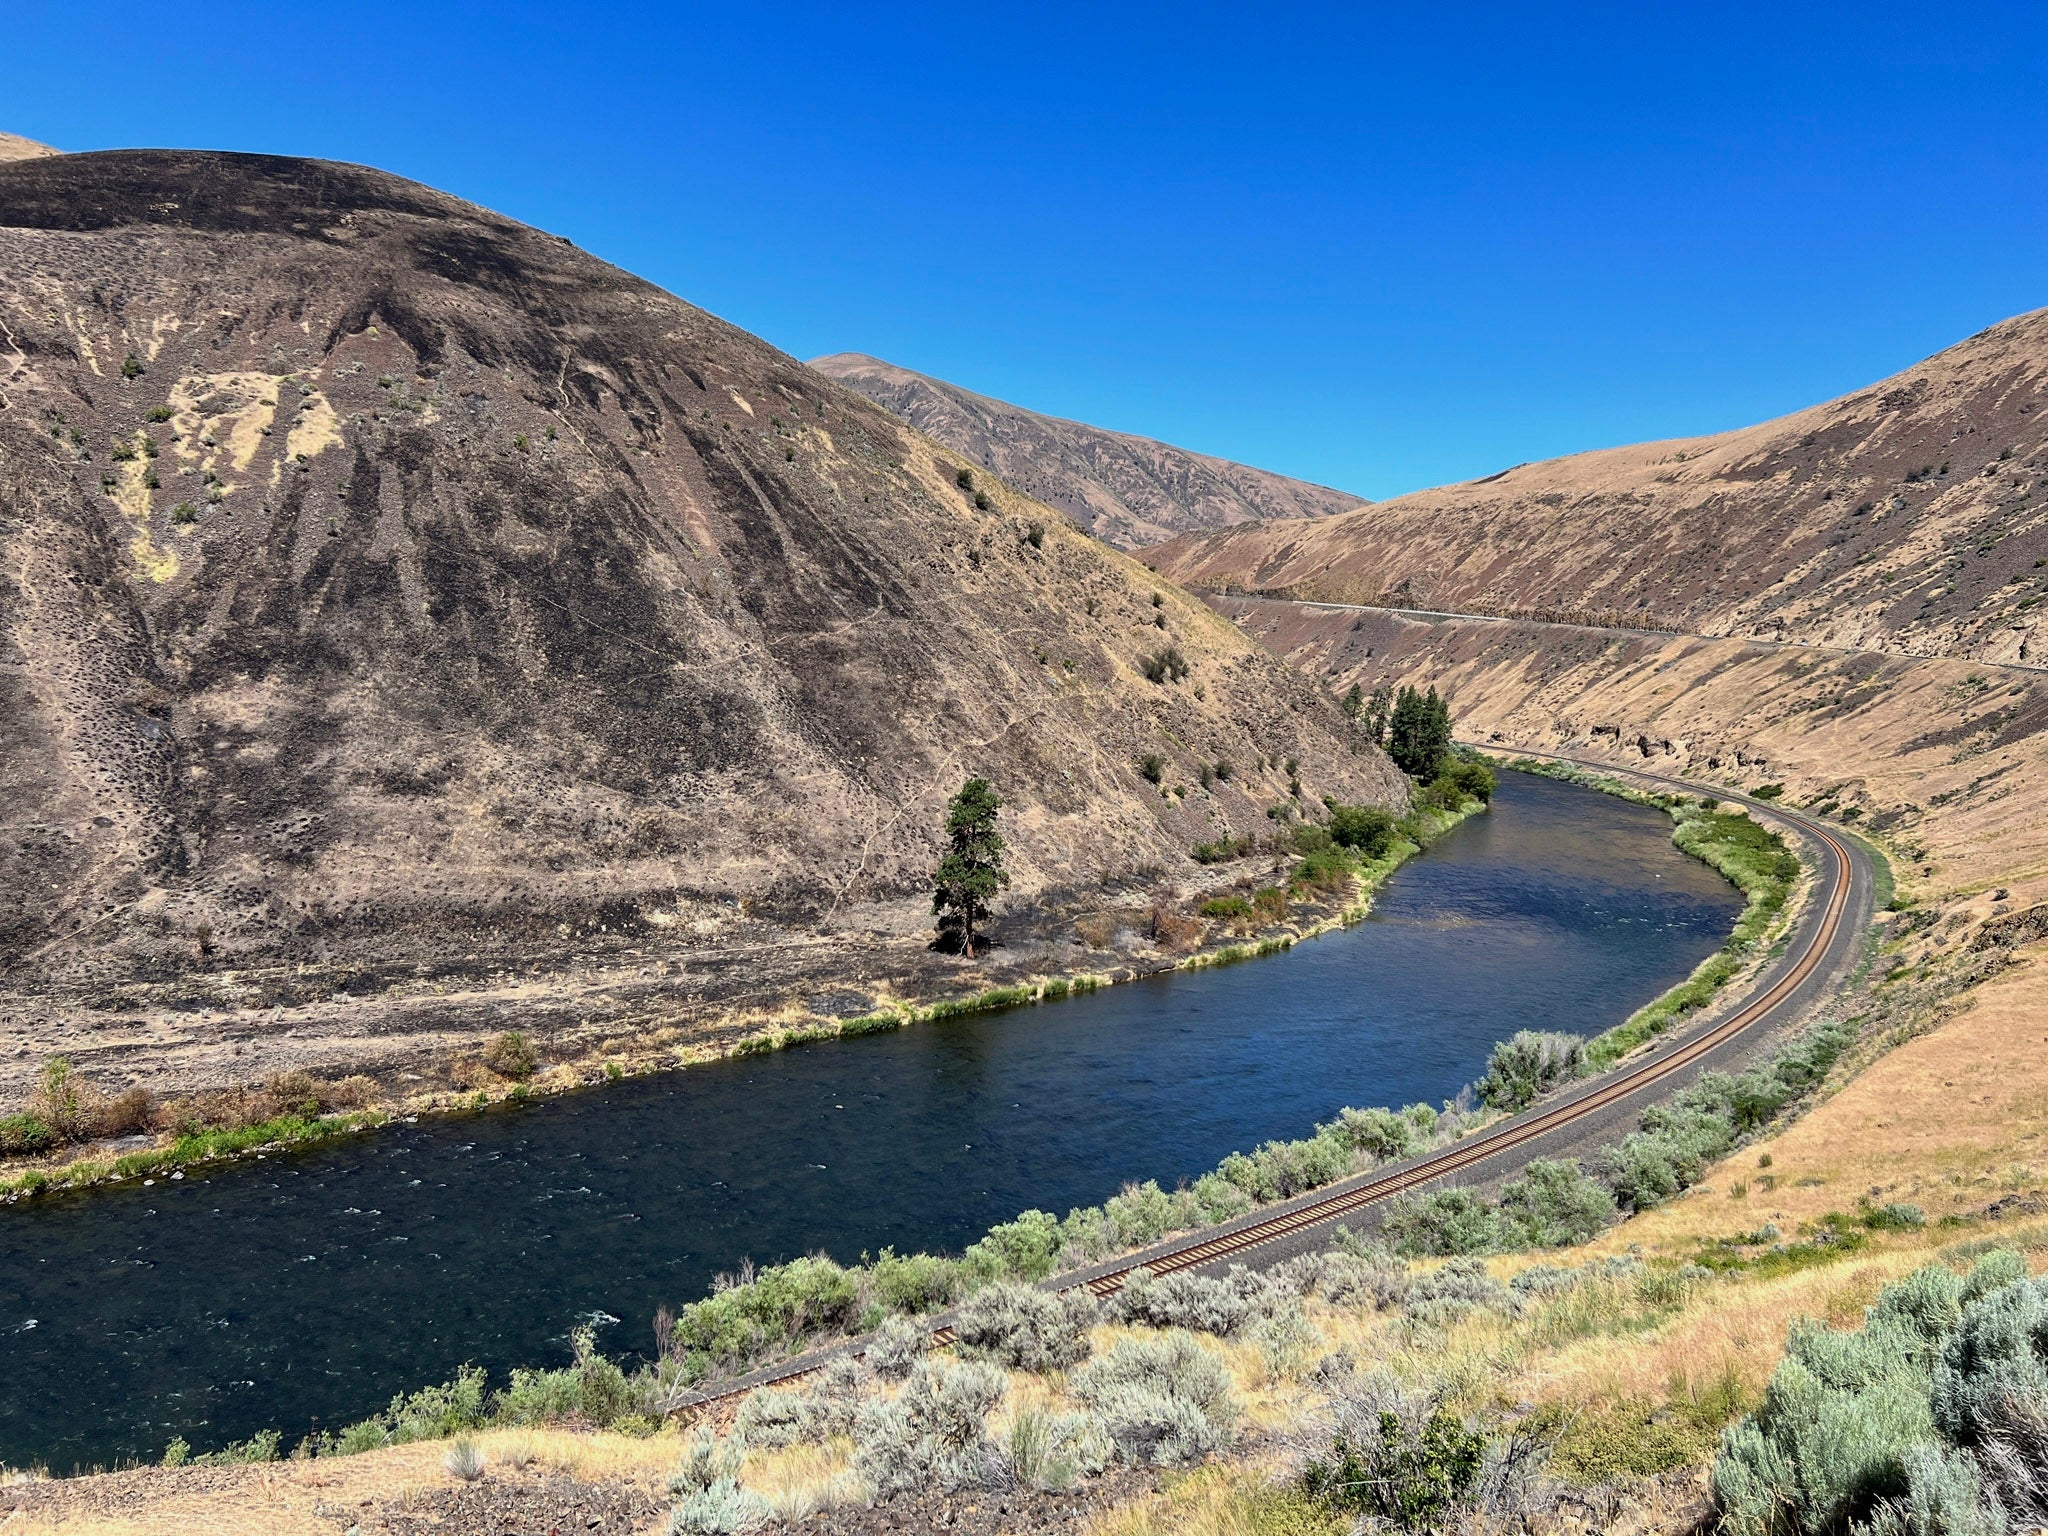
[810,352,1366,550]
[1152,308,2048,666]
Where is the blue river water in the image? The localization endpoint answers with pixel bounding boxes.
[0,769,1740,1470]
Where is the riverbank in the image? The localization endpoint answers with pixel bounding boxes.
[0,793,1490,1205]
[1494,756,1815,1068]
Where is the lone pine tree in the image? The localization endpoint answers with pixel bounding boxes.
[932,778,1010,957]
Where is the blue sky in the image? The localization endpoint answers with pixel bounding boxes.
[10,2,2047,499]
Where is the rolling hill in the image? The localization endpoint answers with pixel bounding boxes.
[0,149,1399,1069]
[1153,311,2048,666]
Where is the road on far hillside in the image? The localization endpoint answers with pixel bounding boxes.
[1256,594,2048,677]
[683,753,1879,1404]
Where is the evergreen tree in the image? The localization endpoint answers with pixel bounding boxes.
[1422,687,1453,775]
[1386,685,1454,779]
[932,778,1009,957]
[1341,682,1364,721]
[1363,682,1394,747]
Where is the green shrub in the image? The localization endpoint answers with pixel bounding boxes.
[0,1113,53,1154]
[1327,1103,1435,1162]
[1497,1158,1616,1247]
[1138,752,1165,784]
[1442,757,1497,804]
[481,1030,537,1079]
[1328,804,1396,858]
[1192,835,1252,864]
[870,1247,964,1314]
[122,352,144,379]
[1381,1189,1502,1257]
[668,1255,863,1382]
[964,1209,1063,1283]
[1200,895,1253,919]
[1141,647,1190,684]
[1305,1376,1488,1529]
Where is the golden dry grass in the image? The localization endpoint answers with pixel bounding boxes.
[0,1425,676,1536]
[1086,1462,1342,1536]
[1583,952,2048,1261]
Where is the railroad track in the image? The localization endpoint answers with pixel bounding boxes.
[681,753,1868,1405]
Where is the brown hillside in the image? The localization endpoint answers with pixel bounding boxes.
[0,151,1398,1073]
[1155,311,2048,665]
[0,133,60,163]
[810,352,1365,550]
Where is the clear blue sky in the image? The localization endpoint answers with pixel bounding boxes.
[10,2,2047,499]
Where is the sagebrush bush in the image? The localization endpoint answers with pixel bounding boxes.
[867,1314,929,1381]
[1113,1267,1250,1336]
[1476,1031,1586,1112]
[854,1359,1006,1494]
[1278,1248,1410,1311]
[1072,1332,1236,1467]
[669,1477,773,1535]
[1712,1251,2043,1536]
[1400,1257,1516,1326]
[733,1386,810,1449]
[951,1282,1098,1371]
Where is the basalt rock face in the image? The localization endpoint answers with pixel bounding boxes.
[1153,309,2048,666]
[810,352,1366,551]
[0,150,1399,998]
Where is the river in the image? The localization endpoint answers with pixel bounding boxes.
[0,770,1741,1470]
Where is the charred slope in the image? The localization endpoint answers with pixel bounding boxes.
[1153,310,2048,665]
[0,150,1399,997]
[809,352,1365,551]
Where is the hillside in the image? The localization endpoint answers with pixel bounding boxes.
[1154,309,2048,665]
[0,149,1400,1085]
[810,351,1365,550]
[0,133,59,162]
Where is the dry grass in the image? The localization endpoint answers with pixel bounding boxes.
[1582,954,2048,1261]
[739,1438,860,1520]
[0,1425,676,1536]
[1086,1462,1342,1536]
